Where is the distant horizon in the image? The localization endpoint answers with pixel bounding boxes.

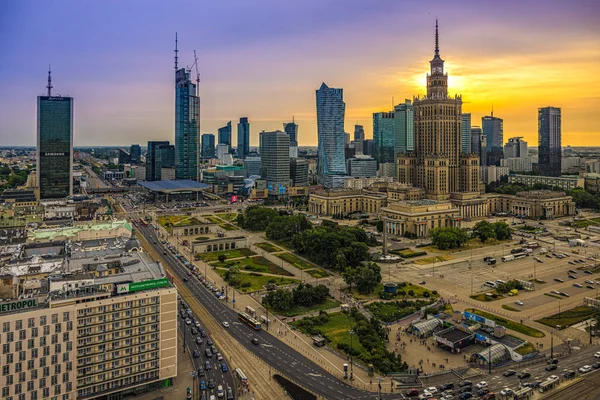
[1,1,598,147]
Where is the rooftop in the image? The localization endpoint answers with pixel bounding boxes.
[138,179,210,193]
[516,190,567,199]
[436,326,473,343]
[28,220,132,241]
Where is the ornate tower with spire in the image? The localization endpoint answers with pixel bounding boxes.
[397,20,480,200]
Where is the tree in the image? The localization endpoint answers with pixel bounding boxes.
[493,222,512,240]
[224,265,241,287]
[472,221,497,242]
[344,262,382,295]
[237,206,280,231]
[376,220,384,232]
[218,254,227,264]
[430,227,469,250]
[262,289,293,311]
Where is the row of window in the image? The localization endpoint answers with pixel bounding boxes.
[77,370,159,398]
[77,297,159,317]
[2,334,71,353]
[2,375,72,395]
[1,324,71,346]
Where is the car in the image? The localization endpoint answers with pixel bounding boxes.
[419,281,427,285]
[442,389,455,396]
[458,393,472,400]
[183,278,189,282]
[440,383,455,391]
[251,338,260,345]
[217,385,224,398]
[545,364,558,371]
[594,351,600,358]
[197,366,205,376]
[482,393,496,400]
[458,386,472,394]
[476,388,489,397]
[476,382,488,389]
[587,285,595,289]
[593,362,600,369]
[547,358,559,365]
[568,269,578,274]
[216,353,223,361]
[515,300,524,306]
[406,389,420,397]
[425,387,437,394]
[226,388,234,400]
[503,370,516,377]
[208,379,216,389]
[573,283,583,288]
[441,395,454,400]
[205,348,212,358]
[191,327,198,335]
[568,275,577,279]
[221,363,228,372]
[185,318,192,325]
[500,388,513,397]
[459,380,472,387]
[563,370,576,378]
[517,371,531,379]
[560,291,570,297]
[546,254,552,258]
[551,289,561,294]
[585,270,594,274]
[207,339,213,346]
[579,365,592,373]
[210,394,216,400]
[200,381,206,390]
[193,350,200,358]
[196,336,203,345]
[211,345,217,354]
[200,330,207,338]
[418,394,433,400]
[554,278,564,283]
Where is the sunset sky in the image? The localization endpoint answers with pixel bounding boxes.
[0,0,599,147]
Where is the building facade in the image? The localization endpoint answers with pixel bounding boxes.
[146,141,169,181]
[259,131,290,187]
[471,126,486,167]
[316,83,346,185]
[129,145,141,164]
[290,158,309,187]
[461,113,471,154]
[174,68,199,180]
[309,190,387,215]
[218,121,232,148]
[538,106,562,177]
[37,94,73,199]
[482,115,503,166]
[508,174,583,191]
[394,100,415,157]
[504,137,527,159]
[347,156,377,178]
[237,117,250,159]
[373,111,396,165]
[201,134,215,159]
[244,157,262,178]
[382,199,461,238]
[397,21,480,200]
[500,158,533,172]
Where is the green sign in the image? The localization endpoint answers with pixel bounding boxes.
[0,299,38,314]
[128,278,170,293]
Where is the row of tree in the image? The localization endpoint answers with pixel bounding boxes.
[429,221,512,250]
[262,283,330,312]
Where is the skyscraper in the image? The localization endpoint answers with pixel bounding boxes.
[363,139,374,156]
[130,144,141,164]
[283,119,299,158]
[538,106,562,177]
[394,99,415,156]
[146,141,169,181]
[397,21,480,199]
[237,117,250,159]
[201,134,215,159]
[373,111,395,164]
[160,144,176,168]
[482,114,503,166]
[471,126,486,167]
[504,137,528,158]
[354,125,365,142]
[290,158,309,187]
[174,36,200,180]
[218,121,232,148]
[259,130,290,188]
[37,68,73,199]
[316,83,346,184]
[461,113,472,154]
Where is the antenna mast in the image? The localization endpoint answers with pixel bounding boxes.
[46,64,53,96]
[174,32,179,71]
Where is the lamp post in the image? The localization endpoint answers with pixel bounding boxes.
[376,377,384,399]
[349,330,354,379]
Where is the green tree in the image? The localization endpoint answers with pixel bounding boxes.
[344,263,382,295]
[263,289,293,311]
[493,222,512,240]
[472,221,497,242]
[430,227,469,250]
[224,265,241,287]
[218,254,227,263]
[237,206,280,231]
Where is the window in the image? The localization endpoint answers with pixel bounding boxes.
[51,314,58,324]
[43,367,49,377]
[15,341,22,351]
[6,374,13,384]
[16,320,23,330]
[31,369,37,379]
[62,373,68,383]
[39,357,46,367]
[43,326,50,336]
[3,343,9,354]
[43,388,49,398]
[15,363,22,372]
[3,322,10,332]
[51,335,58,345]
[43,347,50,356]
[66,322,72,331]
[40,336,46,346]
[54,364,61,374]
[62,312,69,322]
[7,331,14,342]
[19,351,26,361]
[27,381,34,391]
[62,332,69,342]
[2,365,9,375]
[2,387,8,397]
[14,383,22,394]
[30,391,38,400]
[39,377,46,388]
[51,355,58,365]
[40,316,46,325]
[62,352,69,362]
[28,339,35,349]
[51,375,57,385]
[19,372,26,382]
[27,360,34,370]
[54,344,61,354]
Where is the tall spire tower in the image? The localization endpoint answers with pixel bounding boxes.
[46,64,53,97]
[174,32,179,71]
[435,19,439,57]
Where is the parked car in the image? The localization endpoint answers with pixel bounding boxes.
[459,381,472,387]
[515,300,524,306]
[405,389,420,397]
[545,364,558,371]
[500,388,513,397]
[503,370,516,377]
[458,393,473,400]
[458,386,472,394]
[579,365,592,373]
[440,383,455,391]
[563,370,576,379]
[547,358,559,364]
[476,382,488,389]
[208,379,216,389]
[518,371,531,379]
[425,387,438,394]
[554,278,564,283]
[193,350,200,358]
[573,283,583,288]
[418,393,433,400]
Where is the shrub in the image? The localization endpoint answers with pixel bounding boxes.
[407,290,414,296]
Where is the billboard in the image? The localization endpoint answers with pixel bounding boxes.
[117,278,170,294]
[464,311,496,328]
[0,298,38,314]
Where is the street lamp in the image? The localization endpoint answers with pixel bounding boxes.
[349,330,354,379]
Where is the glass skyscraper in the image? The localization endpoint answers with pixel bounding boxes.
[373,111,395,164]
[482,115,503,166]
[201,134,215,159]
[146,141,169,181]
[237,117,250,159]
[218,121,232,148]
[283,120,298,147]
[37,96,73,199]
[130,144,141,164]
[394,100,414,156]
[259,130,290,188]
[175,68,200,180]
[461,113,472,154]
[538,106,562,177]
[316,83,346,183]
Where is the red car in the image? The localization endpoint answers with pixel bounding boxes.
[405,389,419,397]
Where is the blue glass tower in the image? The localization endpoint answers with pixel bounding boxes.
[461,113,471,154]
[201,134,215,159]
[316,83,346,182]
[237,117,250,159]
[394,100,414,156]
[218,121,232,148]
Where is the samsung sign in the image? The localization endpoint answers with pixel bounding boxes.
[0,299,38,314]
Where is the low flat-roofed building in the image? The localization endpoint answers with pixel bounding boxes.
[308,189,387,216]
[508,174,584,191]
[381,199,461,238]
[193,236,248,254]
[28,219,132,243]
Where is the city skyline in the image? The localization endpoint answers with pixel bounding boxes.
[1,0,599,147]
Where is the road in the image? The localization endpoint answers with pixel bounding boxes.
[179,309,235,399]
[136,222,401,400]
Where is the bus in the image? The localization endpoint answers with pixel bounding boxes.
[527,242,539,248]
[238,312,262,330]
[502,255,514,262]
[235,368,248,386]
[513,252,528,260]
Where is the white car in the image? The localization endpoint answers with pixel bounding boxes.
[594,351,600,358]
[476,381,488,389]
[515,300,524,306]
[579,365,592,373]
[185,318,191,325]
[441,396,454,400]
[500,388,513,397]
[222,321,230,328]
[418,394,433,400]
[425,387,438,394]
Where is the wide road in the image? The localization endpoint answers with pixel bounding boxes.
[136,223,401,400]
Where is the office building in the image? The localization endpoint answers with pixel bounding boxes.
[283,120,299,158]
[394,100,415,156]
[397,21,480,200]
[344,132,351,146]
[538,106,562,177]
[373,111,395,164]
[290,158,309,187]
[508,174,583,191]
[218,121,232,148]
[363,139,374,156]
[481,165,510,185]
[160,145,175,168]
[174,47,200,180]
[146,141,169,181]
[118,148,131,165]
[353,125,365,153]
[504,137,528,158]
[259,130,290,187]
[347,156,378,178]
[316,83,346,185]
[471,127,486,167]
[500,157,533,172]
[244,157,262,177]
[201,134,215,159]
[37,69,73,199]
[237,117,250,159]
[482,114,503,166]
[130,144,141,164]
[461,113,471,154]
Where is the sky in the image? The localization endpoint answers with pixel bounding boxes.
[0,0,599,148]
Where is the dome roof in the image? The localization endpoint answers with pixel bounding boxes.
[124,227,141,252]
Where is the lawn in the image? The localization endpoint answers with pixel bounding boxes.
[350,282,435,300]
[195,236,210,242]
[255,242,282,253]
[290,312,366,354]
[466,309,545,338]
[216,213,238,221]
[536,306,597,329]
[571,220,596,228]
[276,252,315,270]
[157,215,201,229]
[275,298,340,317]
[470,293,503,302]
[215,270,298,293]
[305,269,331,279]
[502,305,522,312]
[413,255,454,265]
[215,256,294,276]
[218,223,238,231]
[204,215,221,224]
[367,299,434,323]
[515,342,536,355]
[198,248,256,262]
